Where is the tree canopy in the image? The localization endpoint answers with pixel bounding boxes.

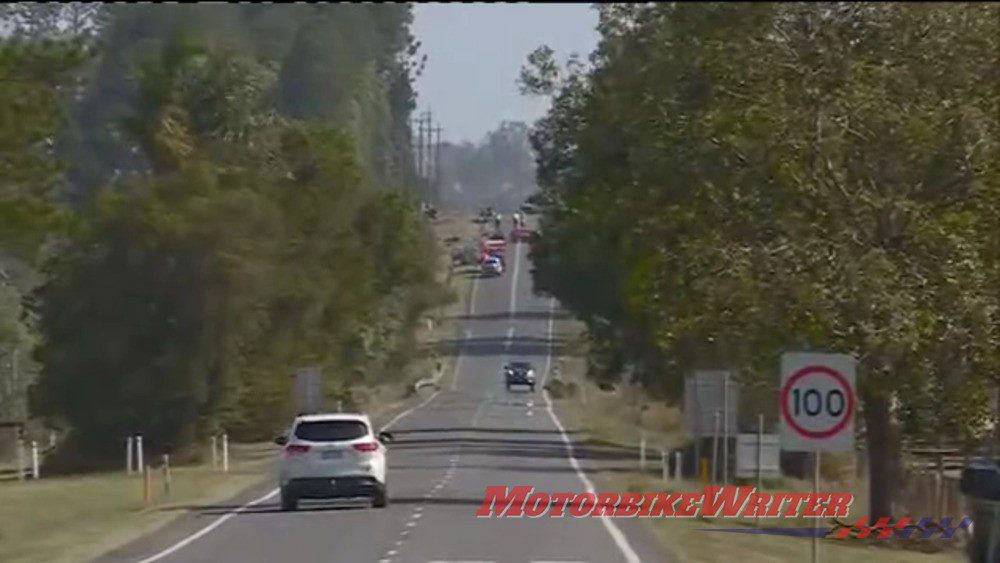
[522,2,1000,517]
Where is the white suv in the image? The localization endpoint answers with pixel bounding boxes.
[275,413,392,510]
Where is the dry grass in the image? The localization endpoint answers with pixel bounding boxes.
[0,443,274,563]
[550,341,966,563]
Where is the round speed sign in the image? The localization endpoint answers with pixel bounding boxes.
[779,365,855,440]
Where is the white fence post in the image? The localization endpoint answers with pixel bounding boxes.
[222,432,229,473]
[162,454,171,497]
[30,440,39,479]
[126,436,134,475]
[16,438,25,481]
[136,435,144,472]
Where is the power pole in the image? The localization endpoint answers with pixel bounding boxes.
[416,112,426,181]
[433,125,442,202]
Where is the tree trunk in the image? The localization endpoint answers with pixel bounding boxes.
[865,393,897,518]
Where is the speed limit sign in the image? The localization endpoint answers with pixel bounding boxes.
[779,353,856,452]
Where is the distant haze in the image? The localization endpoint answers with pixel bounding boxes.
[412,3,599,144]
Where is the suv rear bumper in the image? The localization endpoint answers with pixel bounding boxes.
[284,476,383,499]
[506,378,535,386]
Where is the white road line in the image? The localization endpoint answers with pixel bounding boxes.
[450,271,479,391]
[134,488,278,563]
[541,297,556,387]
[136,323,452,563]
[540,301,642,563]
[504,325,514,351]
[382,387,442,431]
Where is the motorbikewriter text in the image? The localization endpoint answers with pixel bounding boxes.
[475,485,854,519]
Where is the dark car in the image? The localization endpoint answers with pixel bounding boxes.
[503,361,536,392]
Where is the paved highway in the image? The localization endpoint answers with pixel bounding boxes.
[97,231,668,563]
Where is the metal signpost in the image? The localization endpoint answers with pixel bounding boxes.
[294,367,323,413]
[779,352,856,563]
[684,371,739,483]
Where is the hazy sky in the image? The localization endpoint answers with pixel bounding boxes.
[412,3,599,144]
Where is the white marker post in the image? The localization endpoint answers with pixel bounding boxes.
[722,372,730,485]
[674,450,683,481]
[661,448,667,482]
[162,454,171,497]
[30,440,39,479]
[222,432,229,473]
[780,352,857,563]
[126,436,134,475]
[136,435,144,473]
[711,410,721,487]
[813,449,821,563]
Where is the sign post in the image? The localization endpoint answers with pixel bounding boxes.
[780,352,856,563]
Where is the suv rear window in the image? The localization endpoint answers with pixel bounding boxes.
[294,420,369,442]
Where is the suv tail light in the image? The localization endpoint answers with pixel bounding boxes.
[353,442,379,453]
[285,444,311,456]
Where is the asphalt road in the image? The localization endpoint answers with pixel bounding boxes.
[97,231,668,563]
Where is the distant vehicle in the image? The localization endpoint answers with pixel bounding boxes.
[504,361,536,392]
[481,255,504,276]
[481,233,507,258]
[521,203,538,215]
[275,413,393,511]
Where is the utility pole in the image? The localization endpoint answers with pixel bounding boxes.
[416,112,426,181]
[433,125,442,203]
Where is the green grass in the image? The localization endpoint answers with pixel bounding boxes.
[550,346,966,563]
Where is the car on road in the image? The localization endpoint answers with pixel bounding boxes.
[503,361,536,392]
[275,413,393,511]
[481,254,504,276]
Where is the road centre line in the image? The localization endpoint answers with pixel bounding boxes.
[136,282,472,562]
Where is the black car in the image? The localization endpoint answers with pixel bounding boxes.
[503,361,536,392]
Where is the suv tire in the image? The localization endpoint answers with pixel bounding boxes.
[280,487,298,511]
[373,484,388,508]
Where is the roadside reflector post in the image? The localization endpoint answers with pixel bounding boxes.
[700,457,709,484]
[126,436,134,476]
[661,448,667,482]
[674,450,682,481]
[756,414,764,491]
[639,433,646,470]
[211,435,218,469]
[812,450,821,563]
[722,372,730,485]
[756,414,764,527]
[16,438,25,481]
[162,454,171,497]
[337,400,343,413]
[30,440,39,479]
[711,410,721,487]
[136,435,144,473]
[222,432,229,473]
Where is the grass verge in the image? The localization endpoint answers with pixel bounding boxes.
[549,331,965,563]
